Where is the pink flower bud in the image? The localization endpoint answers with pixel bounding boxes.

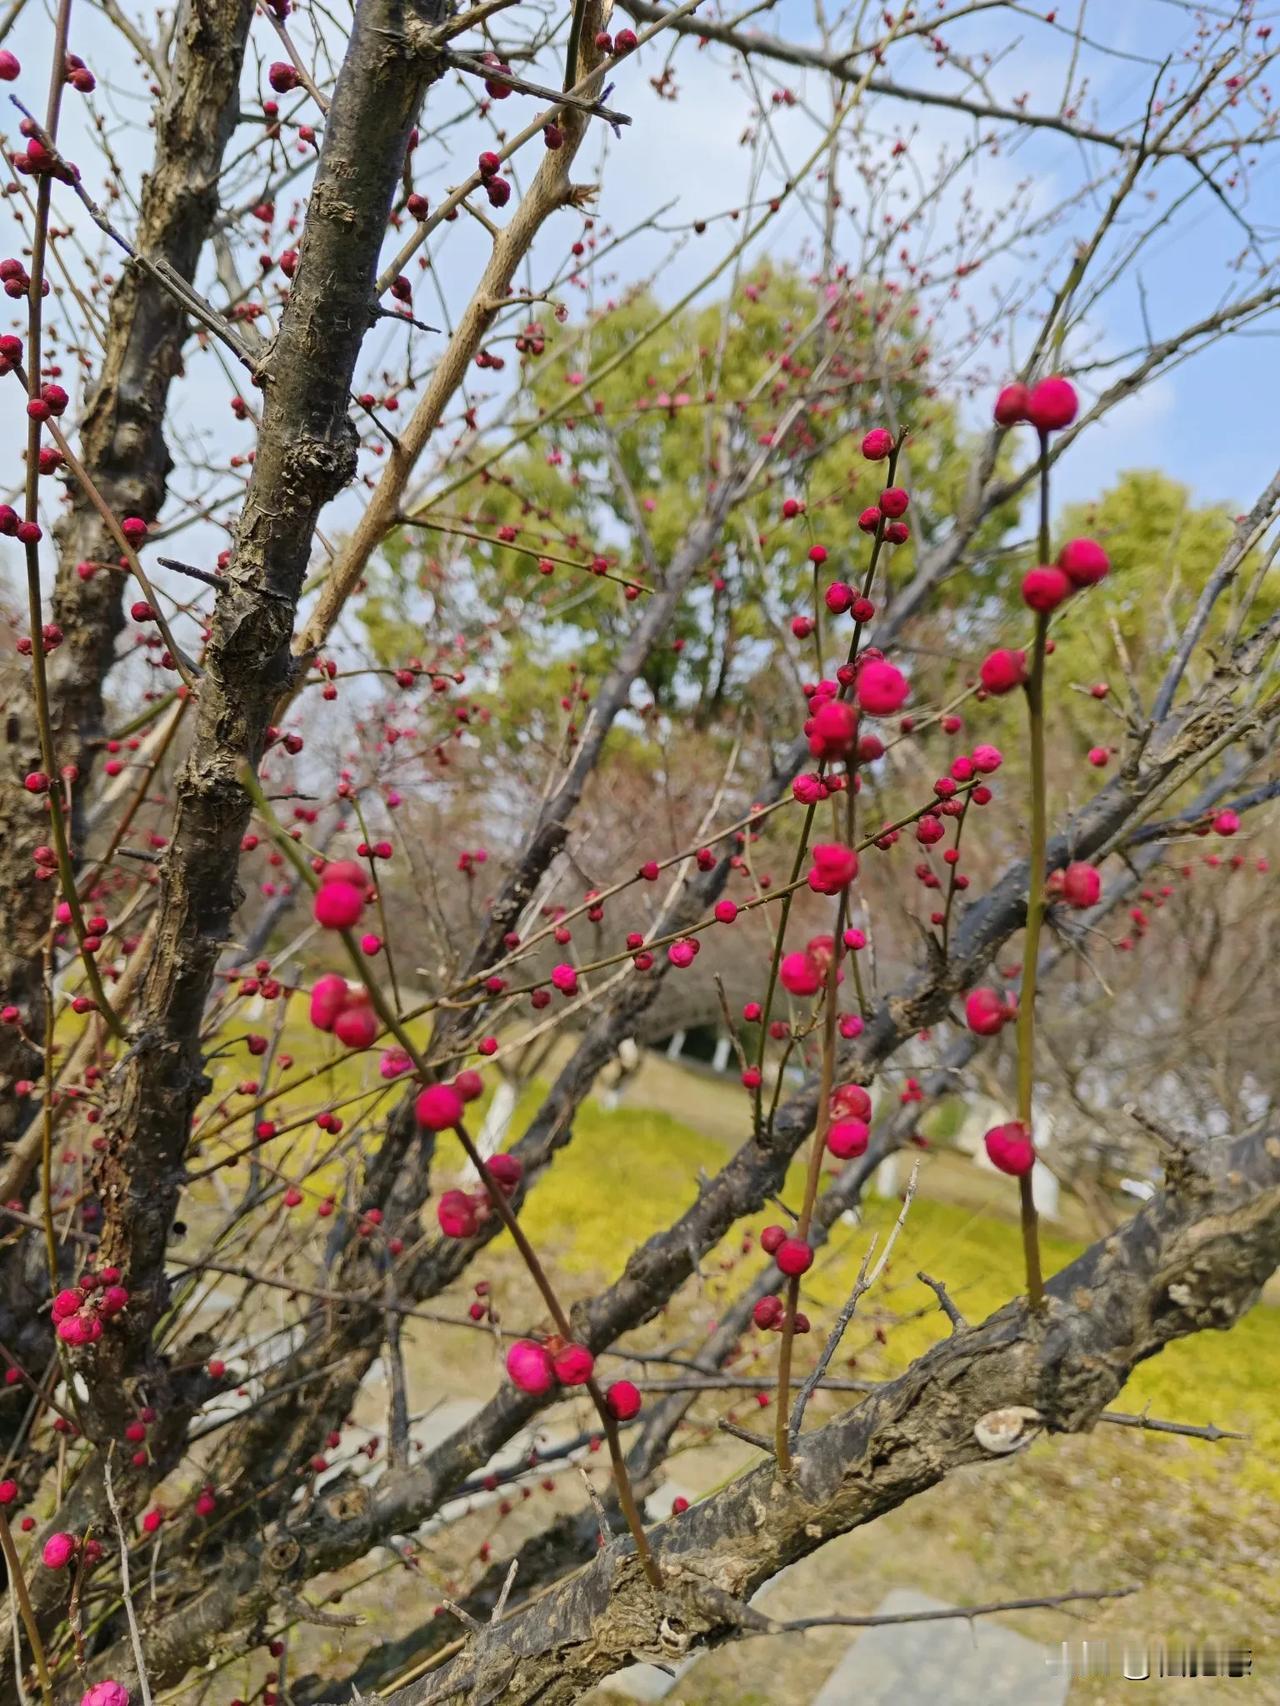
[979,648,1027,695]
[312,880,364,931]
[856,659,909,716]
[436,1190,479,1239]
[970,744,1003,773]
[52,1287,84,1320]
[775,1237,814,1276]
[826,1118,869,1159]
[1021,565,1072,612]
[81,1685,131,1706]
[506,1338,555,1395]
[415,1084,464,1131]
[1057,537,1109,586]
[807,697,858,759]
[965,987,1012,1036]
[779,951,822,996]
[993,382,1029,426]
[1061,862,1101,908]
[832,1082,871,1121]
[332,1001,377,1049]
[42,1531,77,1569]
[984,1120,1035,1175]
[1025,375,1078,432]
[486,1153,522,1194]
[606,1379,642,1419]
[551,1342,594,1385]
[807,843,859,894]
[308,973,349,1032]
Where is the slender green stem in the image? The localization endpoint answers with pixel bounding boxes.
[774,889,847,1473]
[0,1508,54,1705]
[1012,432,1054,1308]
[750,801,818,1139]
[939,797,969,955]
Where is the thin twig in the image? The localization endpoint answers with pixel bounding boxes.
[771,1582,1137,1635]
[790,1164,918,1442]
[0,1511,51,1705]
[156,556,226,590]
[917,1269,966,1333]
[103,1456,154,1706]
[1099,1410,1245,1443]
[446,48,631,124]
[717,1418,774,1452]
[491,1559,519,1623]
[577,1464,613,1545]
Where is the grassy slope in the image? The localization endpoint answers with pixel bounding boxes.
[216,1013,1278,1702]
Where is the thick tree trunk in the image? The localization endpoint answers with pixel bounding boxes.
[91,0,439,1412]
[0,0,256,1151]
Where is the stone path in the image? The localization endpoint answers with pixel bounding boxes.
[811,1588,1066,1705]
[600,1581,1065,1704]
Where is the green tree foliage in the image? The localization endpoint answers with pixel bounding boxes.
[1050,468,1265,688]
[360,270,1019,765]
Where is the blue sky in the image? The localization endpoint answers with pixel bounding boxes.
[4,0,1280,561]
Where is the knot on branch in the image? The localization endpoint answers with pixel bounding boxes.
[263,1535,304,1577]
[973,1405,1042,1454]
[1161,1273,1249,1332]
[284,420,360,508]
[323,1478,373,1526]
[401,10,450,74]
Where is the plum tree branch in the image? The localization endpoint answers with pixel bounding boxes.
[384,1117,1280,1705]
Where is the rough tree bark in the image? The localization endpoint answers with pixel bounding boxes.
[92,0,440,1408]
[0,0,255,1147]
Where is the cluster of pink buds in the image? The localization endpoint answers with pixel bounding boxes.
[1020,535,1110,614]
[780,932,841,996]
[436,1152,522,1239]
[63,52,95,92]
[477,147,511,207]
[52,1268,129,1345]
[11,118,78,183]
[0,258,44,302]
[760,1222,814,1276]
[308,972,377,1049]
[594,27,638,54]
[993,375,1079,434]
[504,1335,624,1402]
[965,986,1017,1036]
[752,1294,811,1334]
